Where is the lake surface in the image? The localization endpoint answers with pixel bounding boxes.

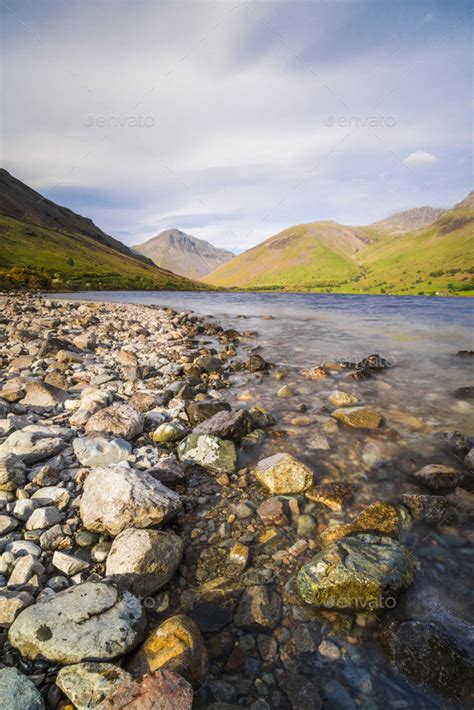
[53,291,473,707]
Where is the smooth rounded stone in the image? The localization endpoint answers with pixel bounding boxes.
[92,541,112,563]
[277,385,294,398]
[297,514,316,537]
[13,498,39,521]
[46,575,70,591]
[56,662,132,710]
[254,453,313,494]
[328,390,358,407]
[105,528,184,596]
[193,408,254,441]
[194,354,222,372]
[0,590,34,626]
[85,404,144,440]
[177,434,236,474]
[318,639,341,660]
[332,406,382,429]
[150,422,188,444]
[6,540,41,557]
[185,400,232,427]
[31,486,70,510]
[80,465,182,536]
[0,515,18,534]
[73,436,132,467]
[234,585,282,631]
[0,426,66,464]
[8,582,146,663]
[21,381,68,408]
[0,453,26,492]
[0,667,44,710]
[297,534,416,610]
[413,463,465,490]
[25,506,62,530]
[98,669,193,710]
[307,433,330,451]
[402,494,455,526]
[381,620,474,702]
[127,614,208,688]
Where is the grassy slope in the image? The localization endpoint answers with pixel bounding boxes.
[204,207,474,296]
[0,215,205,291]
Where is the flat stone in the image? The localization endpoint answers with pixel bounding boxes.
[413,464,464,490]
[185,400,231,426]
[97,669,193,710]
[234,585,282,631]
[25,506,62,530]
[297,534,416,610]
[73,436,132,467]
[52,551,90,576]
[127,614,208,688]
[305,482,354,511]
[0,426,65,464]
[85,404,144,440]
[254,453,313,494]
[0,590,34,626]
[56,662,132,710]
[402,494,455,526]
[178,434,236,474]
[257,497,288,526]
[328,390,358,407]
[332,406,382,429]
[80,465,181,536]
[193,409,254,441]
[9,582,146,663]
[22,381,68,408]
[0,667,44,710]
[105,528,184,596]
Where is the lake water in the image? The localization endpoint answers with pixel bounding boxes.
[53,291,473,707]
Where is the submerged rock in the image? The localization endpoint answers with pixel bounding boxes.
[297,534,416,610]
[328,390,358,407]
[332,406,382,429]
[177,434,236,474]
[56,663,132,710]
[98,669,193,710]
[0,667,44,710]
[193,408,253,440]
[306,482,354,511]
[185,400,231,426]
[413,463,464,490]
[402,494,455,526]
[234,585,282,631]
[9,582,146,663]
[254,453,313,494]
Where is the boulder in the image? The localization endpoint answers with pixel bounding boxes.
[193,409,254,440]
[97,670,193,710]
[85,405,143,440]
[254,453,313,494]
[413,464,464,490]
[0,667,44,710]
[0,426,65,464]
[332,406,382,429]
[0,453,26,491]
[80,465,181,536]
[177,434,236,474]
[56,663,132,710]
[9,582,146,663]
[127,614,208,688]
[105,528,184,596]
[297,534,416,609]
[185,400,231,426]
[73,436,132,467]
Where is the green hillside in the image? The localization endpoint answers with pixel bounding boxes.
[204,194,474,296]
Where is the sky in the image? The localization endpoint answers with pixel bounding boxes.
[1,0,473,252]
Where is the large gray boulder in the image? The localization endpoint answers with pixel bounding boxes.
[80,464,181,535]
[105,528,184,596]
[8,582,146,663]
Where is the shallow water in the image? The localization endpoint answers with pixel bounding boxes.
[53,291,473,707]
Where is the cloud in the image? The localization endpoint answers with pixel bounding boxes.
[403,151,438,166]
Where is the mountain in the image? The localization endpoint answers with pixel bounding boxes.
[203,194,474,296]
[0,170,203,291]
[370,206,446,234]
[133,229,234,279]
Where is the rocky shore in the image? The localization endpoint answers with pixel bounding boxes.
[0,294,473,709]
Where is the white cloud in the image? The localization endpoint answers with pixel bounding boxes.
[403,150,438,166]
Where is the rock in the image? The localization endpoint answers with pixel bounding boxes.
[328,390,358,407]
[105,528,183,596]
[8,554,44,587]
[127,614,208,687]
[185,400,231,426]
[381,620,474,702]
[70,390,112,427]
[73,436,132,467]
[21,381,68,408]
[454,385,474,400]
[0,667,44,710]
[0,453,26,491]
[56,662,132,710]
[25,506,62,530]
[302,367,329,379]
[305,482,354,511]
[413,463,464,490]
[228,542,249,568]
[9,582,146,663]
[332,406,382,429]
[80,465,181,536]
[194,354,222,372]
[277,385,294,398]
[234,585,281,631]
[193,601,233,633]
[0,514,18,534]
[31,486,70,509]
[0,590,34,626]
[73,331,97,350]
[150,422,188,444]
[0,426,65,463]
[246,353,270,372]
[319,502,401,545]
[85,405,144,440]
[97,670,193,710]
[279,670,322,709]
[249,405,274,428]
[402,494,455,526]
[52,551,90,576]
[13,499,39,521]
[177,434,236,474]
[257,497,288,526]
[194,409,253,441]
[465,448,474,470]
[307,433,330,450]
[297,534,416,610]
[254,453,313,494]
[38,335,73,357]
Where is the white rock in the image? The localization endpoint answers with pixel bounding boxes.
[52,551,90,576]
[0,426,66,464]
[73,436,131,467]
[25,506,62,530]
[31,486,71,510]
